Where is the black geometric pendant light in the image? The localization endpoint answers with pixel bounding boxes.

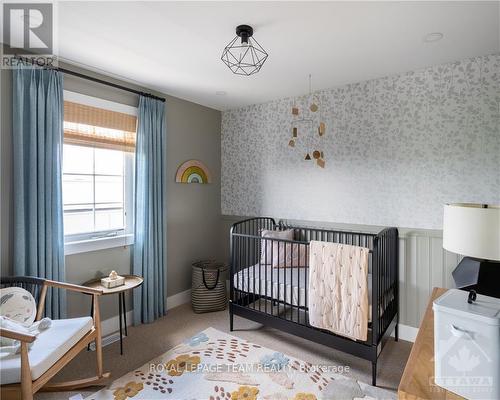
[221,25,268,76]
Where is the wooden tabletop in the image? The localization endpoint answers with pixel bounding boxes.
[82,274,143,295]
[398,287,465,400]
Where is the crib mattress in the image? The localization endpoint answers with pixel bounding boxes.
[233,265,374,310]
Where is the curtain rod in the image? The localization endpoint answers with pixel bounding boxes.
[14,56,166,103]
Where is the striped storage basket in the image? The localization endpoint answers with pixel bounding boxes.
[191,260,228,313]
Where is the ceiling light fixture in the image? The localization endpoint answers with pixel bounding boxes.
[221,25,268,76]
[423,32,444,43]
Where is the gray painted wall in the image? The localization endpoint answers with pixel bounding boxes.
[0,63,222,325]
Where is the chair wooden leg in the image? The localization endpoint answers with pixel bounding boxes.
[20,342,33,400]
[93,294,104,377]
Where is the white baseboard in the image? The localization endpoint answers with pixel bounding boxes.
[99,290,418,346]
[167,288,191,311]
[89,331,122,350]
[101,310,134,337]
[99,289,192,339]
[390,323,418,343]
[89,314,132,350]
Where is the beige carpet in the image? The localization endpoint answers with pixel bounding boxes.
[36,304,412,399]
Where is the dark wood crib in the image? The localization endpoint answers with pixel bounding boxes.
[229,217,399,386]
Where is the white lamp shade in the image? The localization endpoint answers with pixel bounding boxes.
[443,204,500,261]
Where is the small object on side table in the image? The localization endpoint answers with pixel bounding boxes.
[83,274,143,355]
[100,270,125,288]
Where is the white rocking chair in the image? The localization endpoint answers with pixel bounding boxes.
[0,277,110,400]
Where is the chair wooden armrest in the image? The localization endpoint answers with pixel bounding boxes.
[44,279,103,295]
[0,328,37,343]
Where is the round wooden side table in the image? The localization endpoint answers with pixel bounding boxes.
[83,275,143,355]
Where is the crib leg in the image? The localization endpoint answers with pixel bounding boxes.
[395,323,399,342]
[229,307,234,332]
[372,360,377,386]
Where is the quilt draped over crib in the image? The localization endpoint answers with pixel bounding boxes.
[308,241,369,341]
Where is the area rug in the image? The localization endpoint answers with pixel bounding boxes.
[86,327,396,400]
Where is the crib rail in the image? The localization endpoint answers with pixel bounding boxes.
[371,227,399,345]
[231,217,276,235]
[229,217,398,386]
[229,219,398,341]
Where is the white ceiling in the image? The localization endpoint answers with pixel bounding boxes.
[57,1,499,111]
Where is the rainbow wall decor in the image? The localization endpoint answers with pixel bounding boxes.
[175,160,212,184]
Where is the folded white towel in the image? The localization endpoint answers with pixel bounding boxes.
[0,316,52,353]
[28,317,52,333]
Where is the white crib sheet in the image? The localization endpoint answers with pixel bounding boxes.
[233,265,374,310]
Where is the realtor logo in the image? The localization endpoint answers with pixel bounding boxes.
[3,3,53,54]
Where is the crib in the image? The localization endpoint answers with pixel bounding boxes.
[229,217,399,386]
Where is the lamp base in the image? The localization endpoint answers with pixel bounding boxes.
[452,257,500,298]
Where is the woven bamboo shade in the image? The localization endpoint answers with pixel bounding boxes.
[64,101,137,152]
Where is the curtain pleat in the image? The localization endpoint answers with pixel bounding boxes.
[13,66,66,319]
[133,96,167,324]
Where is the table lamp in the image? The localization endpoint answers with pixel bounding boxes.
[443,203,500,298]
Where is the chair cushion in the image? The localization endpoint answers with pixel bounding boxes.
[0,316,93,384]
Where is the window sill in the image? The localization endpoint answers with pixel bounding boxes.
[64,234,134,256]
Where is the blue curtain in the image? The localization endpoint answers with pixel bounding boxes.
[133,96,167,324]
[12,66,66,319]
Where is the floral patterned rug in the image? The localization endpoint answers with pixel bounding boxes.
[86,327,396,400]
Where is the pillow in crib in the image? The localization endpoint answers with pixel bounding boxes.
[260,229,309,268]
[260,229,294,266]
[0,287,37,327]
[274,242,309,268]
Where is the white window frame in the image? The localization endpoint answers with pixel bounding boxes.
[63,91,137,255]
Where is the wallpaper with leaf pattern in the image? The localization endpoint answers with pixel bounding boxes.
[221,54,500,229]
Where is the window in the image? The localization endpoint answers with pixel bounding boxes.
[62,92,137,250]
[62,143,134,237]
